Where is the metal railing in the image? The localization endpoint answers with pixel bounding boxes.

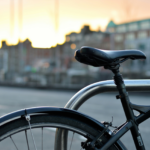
[55,79,150,150]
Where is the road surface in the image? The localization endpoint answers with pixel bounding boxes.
[0,86,149,149]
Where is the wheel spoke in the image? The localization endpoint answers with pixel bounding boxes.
[41,127,43,150]
[0,115,115,150]
[69,132,74,150]
[25,115,38,150]
[10,136,19,150]
[25,130,30,150]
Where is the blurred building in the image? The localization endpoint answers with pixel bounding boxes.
[0,40,53,85]
[106,19,150,78]
[0,19,149,88]
[53,25,112,87]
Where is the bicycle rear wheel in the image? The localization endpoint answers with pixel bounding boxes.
[0,113,124,150]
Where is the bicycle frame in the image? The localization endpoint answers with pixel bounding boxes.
[99,109,150,150]
[55,79,150,150]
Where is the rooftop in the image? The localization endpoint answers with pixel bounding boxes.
[107,18,150,28]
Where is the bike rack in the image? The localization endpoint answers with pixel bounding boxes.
[55,79,150,150]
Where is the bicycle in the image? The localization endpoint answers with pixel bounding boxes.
[0,46,149,150]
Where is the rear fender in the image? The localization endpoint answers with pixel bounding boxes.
[0,106,127,150]
[0,106,104,130]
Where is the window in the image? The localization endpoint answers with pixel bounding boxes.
[71,36,76,41]
[97,34,103,40]
[116,25,126,33]
[128,23,138,31]
[108,27,115,32]
[137,31,147,39]
[85,35,90,41]
[115,45,124,50]
[141,21,150,29]
[115,34,123,42]
[125,43,136,49]
[138,44,146,51]
[77,35,82,40]
[66,36,70,42]
[126,33,135,40]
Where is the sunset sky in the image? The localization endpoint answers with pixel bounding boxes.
[1,0,150,48]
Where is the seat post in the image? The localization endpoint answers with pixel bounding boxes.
[110,65,145,150]
[110,66,135,121]
[104,64,135,120]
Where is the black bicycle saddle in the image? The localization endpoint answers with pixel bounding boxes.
[74,46,146,67]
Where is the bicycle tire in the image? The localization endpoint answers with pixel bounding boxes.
[0,113,123,150]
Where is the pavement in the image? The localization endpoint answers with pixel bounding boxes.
[0,86,149,149]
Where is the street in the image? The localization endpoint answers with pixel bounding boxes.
[0,86,149,149]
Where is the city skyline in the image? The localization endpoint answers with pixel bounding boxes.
[0,0,150,48]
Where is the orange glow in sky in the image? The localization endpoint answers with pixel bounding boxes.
[0,0,150,48]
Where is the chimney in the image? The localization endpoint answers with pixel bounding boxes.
[2,41,7,48]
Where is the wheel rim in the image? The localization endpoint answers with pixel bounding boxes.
[0,122,90,150]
